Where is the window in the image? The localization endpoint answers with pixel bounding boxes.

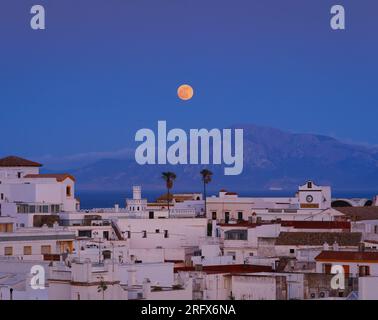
[343,265,350,277]
[225,212,230,224]
[290,249,295,254]
[41,245,51,255]
[66,186,71,197]
[127,231,131,238]
[225,230,247,240]
[142,231,147,238]
[0,224,13,232]
[155,229,160,233]
[51,205,60,213]
[229,252,236,260]
[359,265,370,276]
[0,193,3,200]
[149,211,154,219]
[164,230,169,238]
[323,263,332,274]
[307,181,312,188]
[4,247,13,256]
[24,246,32,255]
[17,172,22,178]
[212,212,217,220]
[237,212,243,221]
[78,230,91,238]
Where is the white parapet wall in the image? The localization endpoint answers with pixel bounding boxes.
[359,276,378,300]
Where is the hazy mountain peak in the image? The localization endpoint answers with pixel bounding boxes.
[43,124,378,192]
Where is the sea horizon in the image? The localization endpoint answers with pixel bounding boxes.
[76,189,378,209]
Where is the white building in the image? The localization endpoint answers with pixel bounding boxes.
[81,186,201,219]
[175,264,273,300]
[0,225,75,259]
[49,259,127,300]
[191,244,234,266]
[0,259,50,300]
[0,156,79,228]
[207,181,341,223]
[315,250,378,277]
[359,276,378,300]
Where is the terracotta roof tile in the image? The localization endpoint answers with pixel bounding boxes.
[174,264,272,274]
[364,240,378,244]
[275,232,362,246]
[281,221,351,230]
[334,207,378,221]
[24,174,75,182]
[315,250,378,262]
[218,221,350,230]
[0,156,42,167]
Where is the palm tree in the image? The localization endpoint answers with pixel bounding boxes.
[200,169,213,217]
[97,276,108,300]
[161,172,177,216]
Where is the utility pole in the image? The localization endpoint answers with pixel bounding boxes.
[112,242,115,272]
[98,239,101,264]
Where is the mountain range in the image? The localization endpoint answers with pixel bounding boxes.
[45,124,378,192]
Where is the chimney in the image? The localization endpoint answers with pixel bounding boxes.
[143,278,151,299]
[128,267,137,286]
[114,204,119,213]
[332,241,339,251]
[219,189,227,198]
[323,242,329,251]
[359,242,365,252]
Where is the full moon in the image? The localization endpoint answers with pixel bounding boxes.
[177,84,194,101]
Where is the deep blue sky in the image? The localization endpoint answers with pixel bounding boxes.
[1,0,377,161]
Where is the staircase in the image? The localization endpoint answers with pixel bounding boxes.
[276,257,291,272]
[111,219,124,240]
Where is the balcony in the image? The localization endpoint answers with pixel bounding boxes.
[59,218,111,227]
